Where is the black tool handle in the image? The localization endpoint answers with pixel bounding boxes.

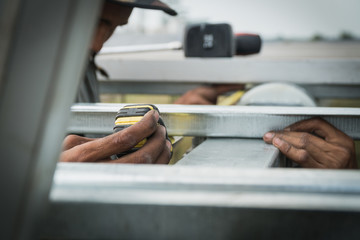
[234,33,262,55]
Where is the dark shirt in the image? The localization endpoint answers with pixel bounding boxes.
[76,56,100,103]
[75,56,104,138]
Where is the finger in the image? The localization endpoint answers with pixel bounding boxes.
[62,134,95,151]
[271,137,311,166]
[271,137,326,168]
[263,132,275,144]
[285,117,347,143]
[265,131,332,161]
[112,125,166,164]
[155,139,172,164]
[269,132,344,168]
[275,131,327,151]
[61,110,159,162]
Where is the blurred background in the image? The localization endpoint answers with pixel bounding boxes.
[104,0,360,47]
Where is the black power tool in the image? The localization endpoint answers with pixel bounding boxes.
[184,23,261,57]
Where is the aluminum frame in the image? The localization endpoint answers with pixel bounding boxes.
[96,57,360,84]
[42,163,360,239]
[68,104,360,139]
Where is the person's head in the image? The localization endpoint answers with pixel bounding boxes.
[91,0,177,53]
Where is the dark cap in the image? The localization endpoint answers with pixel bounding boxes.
[108,0,177,16]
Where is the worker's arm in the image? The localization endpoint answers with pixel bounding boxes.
[175,84,245,105]
[263,117,358,169]
[60,110,172,164]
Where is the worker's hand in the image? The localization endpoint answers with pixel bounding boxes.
[175,84,245,105]
[60,110,172,164]
[263,117,358,169]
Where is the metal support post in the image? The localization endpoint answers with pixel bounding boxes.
[0,0,102,238]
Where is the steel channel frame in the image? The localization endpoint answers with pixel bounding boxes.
[42,163,360,239]
[175,138,282,168]
[68,104,360,139]
[96,58,360,84]
[49,163,360,211]
[96,57,360,98]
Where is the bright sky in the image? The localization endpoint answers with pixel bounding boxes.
[125,0,360,40]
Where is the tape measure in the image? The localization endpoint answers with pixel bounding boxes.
[113,104,172,158]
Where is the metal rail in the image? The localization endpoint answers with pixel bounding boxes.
[68,104,360,139]
[97,57,360,85]
[96,48,360,98]
[50,163,360,211]
[42,163,360,239]
[176,138,281,168]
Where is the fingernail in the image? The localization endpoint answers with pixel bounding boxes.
[273,137,282,147]
[146,109,159,120]
[264,132,275,140]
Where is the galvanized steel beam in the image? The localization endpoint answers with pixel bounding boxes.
[50,163,360,211]
[97,58,360,85]
[68,104,360,139]
[176,138,282,168]
[42,163,360,239]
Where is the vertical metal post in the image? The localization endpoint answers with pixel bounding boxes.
[0,0,102,239]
